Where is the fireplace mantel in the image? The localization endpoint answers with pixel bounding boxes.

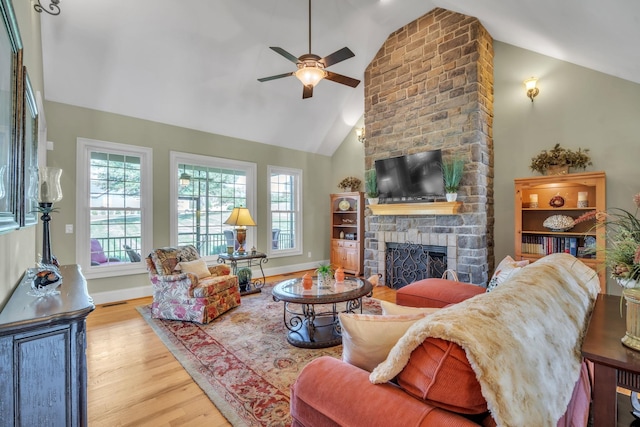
[369,201,462,216]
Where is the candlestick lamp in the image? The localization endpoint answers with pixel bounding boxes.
[36,167,63,266]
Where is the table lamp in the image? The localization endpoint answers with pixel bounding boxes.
[224,207,256,254]
[36,167,63,266]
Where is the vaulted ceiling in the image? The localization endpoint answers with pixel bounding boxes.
[40,0,640,155]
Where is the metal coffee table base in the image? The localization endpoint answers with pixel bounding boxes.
[282,299,363,349]
[285,309,341,348]
[272,277,373,349]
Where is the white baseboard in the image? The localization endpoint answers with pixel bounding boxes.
[259,259,329,278]
[91,285,153,305]
[90,259,328,305]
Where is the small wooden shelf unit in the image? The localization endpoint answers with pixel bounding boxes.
[330,192,364,276]
[514,171,606,289]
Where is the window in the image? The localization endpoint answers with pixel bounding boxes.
[268,166,302,257]
[170,152,257,259]
[76,138,153,278]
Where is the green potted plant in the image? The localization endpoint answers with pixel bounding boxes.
[441,156,465,202]
[530,143,592,175]
[364,169,378,204]
[315,263,334,288]
[237,267,252,290]
[337,176,362,192]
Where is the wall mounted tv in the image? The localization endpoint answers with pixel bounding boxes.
[375,150,445,203]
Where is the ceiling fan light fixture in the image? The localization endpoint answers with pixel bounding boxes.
[294,64,326,87]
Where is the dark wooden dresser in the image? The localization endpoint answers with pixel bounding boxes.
[0,265,94,427]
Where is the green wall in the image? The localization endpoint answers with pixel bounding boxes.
[3,5,640,304]
[331,117,366,192]
[0,0,43,309]
[44,102,333,294]
[493,41,640,294]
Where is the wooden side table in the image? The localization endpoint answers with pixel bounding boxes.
[217,251,268,295]
[582,293,640,426]
[0,265,94,427]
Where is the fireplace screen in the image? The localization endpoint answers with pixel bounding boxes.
[385,242,447,289]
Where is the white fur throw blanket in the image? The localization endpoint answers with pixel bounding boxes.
[370,253,600,427]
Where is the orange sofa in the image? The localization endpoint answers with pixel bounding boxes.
[290,254,596,427]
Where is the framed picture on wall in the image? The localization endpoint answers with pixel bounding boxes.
[0,0,22,234]
[22,67,38,226]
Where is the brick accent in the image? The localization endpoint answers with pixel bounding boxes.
[363,8,494,285]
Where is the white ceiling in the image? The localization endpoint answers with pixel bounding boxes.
[40,0,640,156]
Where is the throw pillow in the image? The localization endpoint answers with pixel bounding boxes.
[379,300,440,316]
[397,337,487,414]
[176,258,211,279]
[151,247,180,275]
[177,245,200,262]
[90,239,108,264]
[486,256,529,292]
[339,312,428,372]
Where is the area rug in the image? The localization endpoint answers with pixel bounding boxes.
[137,284,380,427]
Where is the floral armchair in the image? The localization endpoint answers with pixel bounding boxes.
[146,245,241,324]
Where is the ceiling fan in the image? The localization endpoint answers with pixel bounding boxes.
[257,0,361,99]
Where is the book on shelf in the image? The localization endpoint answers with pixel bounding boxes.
[569,238,577,256]
[522,236,583,257]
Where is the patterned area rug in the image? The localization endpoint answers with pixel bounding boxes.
[137,284,380,427]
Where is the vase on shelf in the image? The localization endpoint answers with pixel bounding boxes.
[545,164,570,176]
[622,287,640,351]
[446,193,457,202]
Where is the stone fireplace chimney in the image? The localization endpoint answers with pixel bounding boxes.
[363,8,494,285]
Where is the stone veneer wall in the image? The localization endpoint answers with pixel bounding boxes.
[363,8,494,285]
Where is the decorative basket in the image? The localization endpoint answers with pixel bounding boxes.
[542,215,575,232]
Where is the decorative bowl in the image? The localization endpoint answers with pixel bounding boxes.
[28,268,62,297]
[543,215,575,232]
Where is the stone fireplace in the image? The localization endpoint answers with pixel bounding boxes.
[363,8,494,285]
[385,242,447,289]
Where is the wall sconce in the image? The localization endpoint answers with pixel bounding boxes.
[524,77,539,102]
[356,127,366,144]
[34,0,61,15]
[179,172,191,187]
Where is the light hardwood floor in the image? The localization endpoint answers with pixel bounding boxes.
[86,272,396,426]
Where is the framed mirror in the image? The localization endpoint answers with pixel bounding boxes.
[0,0,22,234]
[22,67,38,226]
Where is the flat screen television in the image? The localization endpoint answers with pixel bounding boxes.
[374,150,445,203]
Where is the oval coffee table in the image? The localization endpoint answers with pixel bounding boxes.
[272,276,373,348]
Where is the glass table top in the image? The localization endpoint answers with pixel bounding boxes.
[272,276,371,303]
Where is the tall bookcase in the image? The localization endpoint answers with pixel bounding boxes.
[514,171,606,289]
[330,192,364,276]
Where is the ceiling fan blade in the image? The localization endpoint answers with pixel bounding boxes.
[321,47,355,68]
[302,84,313,99]
[258,72,294,82]
[325,71,360,88]
[270,47,300,64]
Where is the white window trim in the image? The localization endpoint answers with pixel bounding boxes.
[267,165,303,258]
[76,138,153,279]
[169,151,257,261]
